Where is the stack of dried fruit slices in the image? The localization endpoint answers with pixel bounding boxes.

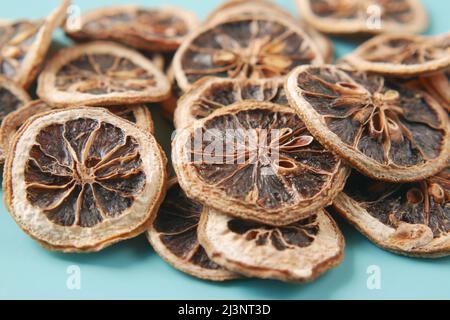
[0,0,448,284]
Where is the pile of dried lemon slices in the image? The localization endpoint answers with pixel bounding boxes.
[0,0,448,283]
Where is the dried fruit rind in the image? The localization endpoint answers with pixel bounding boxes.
[420,72,450,112]
[198,208,344,282]
[334,170,449,257]
[175,77,288,129]
[4,108,167,252]
[173,14,323,91]
[286,65,450,182]
[0,0,70,88]
[343,33,450,77]
[65,5,199,52]
[0,76,30,162]
[147,178,238,281]
[37,42,170,107]
[172,102,349,226]
[297,0,428,35]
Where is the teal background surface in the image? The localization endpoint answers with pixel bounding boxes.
[0,0,449,300]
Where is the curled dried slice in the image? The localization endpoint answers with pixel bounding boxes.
[37,42,170,107]
[0,76,30,162]
[172,102,349,226]
[65,5,198,52]
[147,178,238,281]
[173,15,323,91]
[286,65,450,182]
[297,0,427,35]
[3,108,167,252]
[420,72,450,112]
[343,33,450,77]
[175,77,288,129]
[334,170,449,257]
[0,0,69,88]
[198,208,344,282]
[300,21,334,63]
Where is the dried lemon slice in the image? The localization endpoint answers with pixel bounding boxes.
[198,208,344,282]
[37,42,170,107]
[172,102,349,226]
[0,101,155,161]
[147,178,238,281]
[334,170,449,257]
[175,77,287,129]
[0,0,69,88]
[297,0,428,35]
[173,15,323,91]
[3,108,167,252]
[343,33,450,77]
[0,76,30,163]
[65,5,198,52]
[286,65,450,182]
[300,21,334,63]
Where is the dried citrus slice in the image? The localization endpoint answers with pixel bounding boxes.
[175,77,287,129]
[0,76,30,163]
[297,0,427,35]
[0,0,69,88]
[172,102,349,226]
[147,178,238,281]
[108,105,154,134]
[65,5,198,52]
[0,101,154,162]
[286,65,450,182]
[172,15,323,91]
[206,1,334,64]
[160,66,184,121]
[334,170,449,257]
[300,21,334,63]
[3,108,167,252]
[420,72,450,112]
[37,42,170,107]
[343,33,450,77]
[198,208,344,282]
[206,0,293,24]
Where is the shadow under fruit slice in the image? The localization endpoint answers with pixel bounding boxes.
[172,14,323,91]
[333,170,449,257]
[0,76,30,163]
[198,207,344,282]
[286,65,450,182]
[175,77,287,129]
[146,178,238,281]
[3,108,167,252]
[65,5,199,52]
[37,42,170,107]
[296,0,427,35]
[342,33,450,77]
[172,102,350,226]
[0,0,70,88]
[0,101,154,161]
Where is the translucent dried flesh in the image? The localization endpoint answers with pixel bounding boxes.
[66,6,196,51]
[150,182,234,278]
[25,118,146,228]
[175,16,322,90]
[174,103,348,225]
[288,65,449,181]
[0,21,41,79]
[54,53,157,95]
[176,78,288,128]
[344,170,449,239]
